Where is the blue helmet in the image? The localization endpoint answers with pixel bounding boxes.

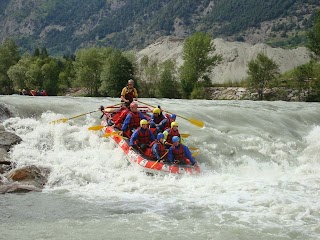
[157,133,164,141]
[172,136,180,143]
[170,114,176,120]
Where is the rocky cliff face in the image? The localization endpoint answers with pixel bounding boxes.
[138,37,311,84]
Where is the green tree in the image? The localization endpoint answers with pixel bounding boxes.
[179,32,220,98]
[307,10,320,59]
[25,59,43,90]
[136,55,160,98]
[42,59,60,95]
[99,50,134,97]
[7,63,28,91]
[293,62,315,101]
[0,38,20,94]
[247,53,280,100]
[73,47,111,96]
[157,60,180,98]
[58,57,75,94]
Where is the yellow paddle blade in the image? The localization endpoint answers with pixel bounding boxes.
[180,133,190,138]
[88,125,104,131]
[103,132,118,138]
[189,147,198,151]
[188,118,205,128]
[49,118,68,124]
[192,151,200,157]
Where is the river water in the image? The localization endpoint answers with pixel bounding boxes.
[0,95,319,240]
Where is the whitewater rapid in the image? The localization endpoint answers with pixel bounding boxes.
[1,95,320,240]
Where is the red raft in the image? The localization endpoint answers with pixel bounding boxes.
[101,105,200,175]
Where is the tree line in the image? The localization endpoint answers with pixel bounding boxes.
[0,9,320,101]
[0,32,220,99]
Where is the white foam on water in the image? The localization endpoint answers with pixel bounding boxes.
[2,97,320,239]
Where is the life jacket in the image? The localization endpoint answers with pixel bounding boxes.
[136,127,151,144]
[153,114,166,124]
[124,87,135,103]
[114,109,129,126]
[171,144,186,161]
[150,140,167,158]
[166,128,180,144]
[164,119,171,130]
[128,111,141,129]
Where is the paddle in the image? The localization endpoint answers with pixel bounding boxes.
[103,132,118,137]
[151,151,168,169]
[103,131,128,140]
[88,103,123,130]
[192,151,200,157]
[180,133,190,138]
[189,147,199,151]
[137,100,204,128]
[88,125,105,131]
[49,109,100,124]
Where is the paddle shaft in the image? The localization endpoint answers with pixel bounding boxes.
[151,150,168,169]
[137,100,204,128]
[69,110,100,120]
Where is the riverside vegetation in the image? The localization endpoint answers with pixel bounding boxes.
[0,11,320,101]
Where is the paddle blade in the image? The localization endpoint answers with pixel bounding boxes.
[189,118,205,128]
[49,118,68,124]
[103,132,118,138]
[180,133,190,138]
[88,125,104,131]
[189,147,199,151]
[192,151,200,157]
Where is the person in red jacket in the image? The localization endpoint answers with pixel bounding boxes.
[121,102,147,138]
[168,136,196,166]
[163,121,180,145]
[130,119,155,151]
[151,133,167,162]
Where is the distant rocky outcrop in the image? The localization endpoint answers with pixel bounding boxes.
[138,37,311,84]
[206,87,308,101]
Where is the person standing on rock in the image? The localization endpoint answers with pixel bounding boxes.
[120,79,138,107]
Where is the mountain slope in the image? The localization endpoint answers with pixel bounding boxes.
[0,0,319,55]
[138,37,310,83]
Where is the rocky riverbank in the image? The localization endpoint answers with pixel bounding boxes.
[207,87,309,101]
[0,124,50,194]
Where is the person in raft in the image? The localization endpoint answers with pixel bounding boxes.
[120,102,146,138]
[120,79,138,107]
[167,136,196,166]
[149,107,166,129]
[156,113,177,133]
[129,119,155,152]
[151,133,168,162]
[163,121,180,145]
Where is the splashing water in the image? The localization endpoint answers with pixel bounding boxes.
[1,95,320,240]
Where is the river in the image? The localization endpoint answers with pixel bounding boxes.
[0,95,319,240]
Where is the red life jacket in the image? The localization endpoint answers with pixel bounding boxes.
[124,87,135,103]
[153,114,165,124]
[129,111,141,129]
[150,140,167,158]
[166,128,180,144]
[164,119,171,130]
[136,127,152,144]
[171,144,186,160]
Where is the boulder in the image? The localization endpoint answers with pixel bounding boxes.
[0,165,50,194]
[0,131,22,151]
[0,183,42,193]
[6,165,50,185]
